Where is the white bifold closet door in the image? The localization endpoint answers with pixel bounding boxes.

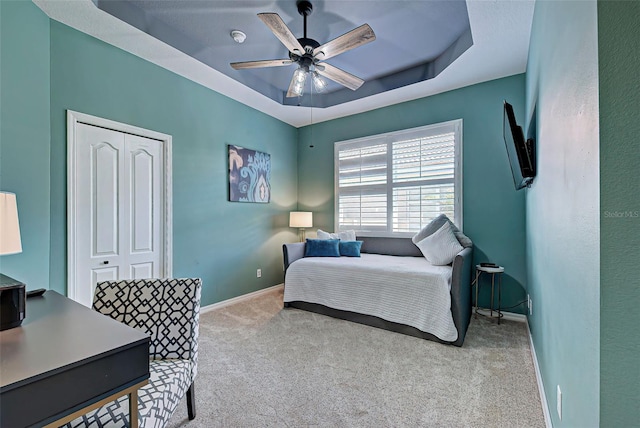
[73,123,163,307]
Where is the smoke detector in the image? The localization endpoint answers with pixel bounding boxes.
[231,30,246,44]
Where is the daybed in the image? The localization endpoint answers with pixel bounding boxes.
[283,236,473,346]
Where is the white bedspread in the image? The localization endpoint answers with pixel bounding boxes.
[284,254,458,342]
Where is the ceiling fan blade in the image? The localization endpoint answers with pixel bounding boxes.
[315,63,364,91]
[231,59,293,70]
[313,24,376,61]
[258,13,305,55]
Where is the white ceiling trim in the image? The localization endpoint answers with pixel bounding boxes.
[33,0,534,128]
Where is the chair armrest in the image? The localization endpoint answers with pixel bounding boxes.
[283,242,305,272]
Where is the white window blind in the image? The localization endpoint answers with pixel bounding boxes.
[335,120,462,236]
[337,143,388,232]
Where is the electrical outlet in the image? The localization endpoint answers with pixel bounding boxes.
[557,385,562,420]
[256,268,262,278]
[529,296,533,316]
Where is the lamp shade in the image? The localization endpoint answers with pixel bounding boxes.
[289,211,313,228]
[0,192,22,255]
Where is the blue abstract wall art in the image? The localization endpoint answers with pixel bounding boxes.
[228,145,271,203]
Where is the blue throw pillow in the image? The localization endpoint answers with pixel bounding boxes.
[339,240,363,257]
[304,239,340,257]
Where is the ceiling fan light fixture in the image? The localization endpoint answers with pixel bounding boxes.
[291,67,308,97]
[312,71,327,93]
[294,67,307,83]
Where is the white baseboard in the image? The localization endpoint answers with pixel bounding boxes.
[200,283,284,314]
[502,310,527,322]
[526,318,553,428]
[475,308,527,323]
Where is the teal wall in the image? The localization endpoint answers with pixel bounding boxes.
[48,21,298,305]
[297,75,528,313]
[598,2,640,425]
[525,1,600,426]
[1,1,298,307]
[0,0,51,291]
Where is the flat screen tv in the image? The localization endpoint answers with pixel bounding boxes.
[503,100,535,190]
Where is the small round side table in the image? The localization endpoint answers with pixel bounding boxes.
[472,264,505,324]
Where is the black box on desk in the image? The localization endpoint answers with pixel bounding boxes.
[0,274,26,331]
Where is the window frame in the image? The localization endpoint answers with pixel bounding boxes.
[334,119,463,238]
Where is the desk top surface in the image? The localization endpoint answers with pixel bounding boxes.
[0,290,149,391]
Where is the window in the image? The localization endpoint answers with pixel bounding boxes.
[335,120,462,236]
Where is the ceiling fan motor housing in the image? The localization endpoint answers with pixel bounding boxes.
[290,37,320,69]
[294,0,319,61]
[297,38,320,50]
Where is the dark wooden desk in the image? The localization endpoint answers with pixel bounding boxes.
[0,291,149,427]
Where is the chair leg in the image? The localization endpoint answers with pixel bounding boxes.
[186,383,196,420]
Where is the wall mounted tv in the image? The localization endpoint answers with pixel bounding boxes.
[503,100,536,190]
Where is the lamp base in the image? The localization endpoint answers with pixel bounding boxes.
[298,228,307,242]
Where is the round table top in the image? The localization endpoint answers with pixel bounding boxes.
[476,264,504,273]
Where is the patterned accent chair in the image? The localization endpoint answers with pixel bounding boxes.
[66,278,202,428]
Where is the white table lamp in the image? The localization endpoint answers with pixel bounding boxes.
[289,211,313,242]
[0,192,23,256]
[0,191,26,331]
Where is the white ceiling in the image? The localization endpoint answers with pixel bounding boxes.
[34,0,534,128]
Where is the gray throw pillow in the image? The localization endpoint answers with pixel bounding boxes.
[411,214,472,248]
[452,230,473,249]
[415,221,464,265]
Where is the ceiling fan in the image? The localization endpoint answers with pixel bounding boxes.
[230,0,376,98]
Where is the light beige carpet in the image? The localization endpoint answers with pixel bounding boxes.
[167,287,545,427]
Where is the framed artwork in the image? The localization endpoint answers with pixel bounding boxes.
[228,145,271,203]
